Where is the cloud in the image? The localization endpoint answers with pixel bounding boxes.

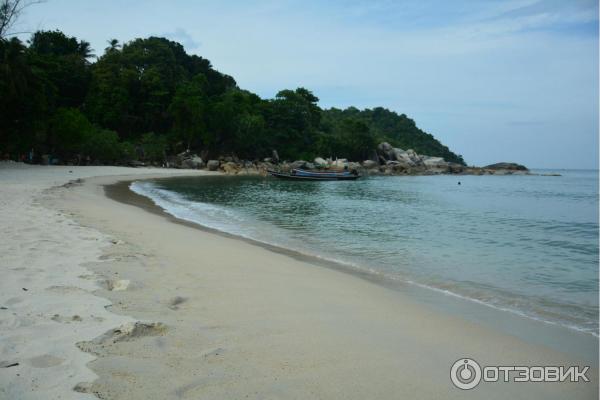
[161,28,201,50]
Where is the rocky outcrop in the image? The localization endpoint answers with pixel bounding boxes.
[330,159,348,169]
[172,151,204,169]
[182,156,204,169]
[483,162,528,171]
[167,142,528,177]
[221,161,240,174]
[376,142,425,168]
[314,157,328,167]
[377,142,395,161]
[290,160,308,170]
[361,160,378,169]
[422,156,447,167]
[207,160,220,171]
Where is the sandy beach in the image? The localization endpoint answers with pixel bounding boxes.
[0,163,597,399]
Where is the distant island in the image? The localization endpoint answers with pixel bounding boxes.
[1,31,474,169]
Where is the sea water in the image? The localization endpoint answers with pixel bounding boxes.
[131,170,599,337]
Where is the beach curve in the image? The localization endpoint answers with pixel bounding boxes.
[1,163,597,399]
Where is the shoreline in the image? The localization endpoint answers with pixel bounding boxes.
[1,165,597,399]
[111,176,598,359]
[65,171,598,399]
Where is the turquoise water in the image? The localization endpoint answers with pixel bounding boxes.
[131,170,599,336]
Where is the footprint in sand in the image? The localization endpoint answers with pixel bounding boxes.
[99,279,130,291]
[45,285,86,294]
[77,322,168,356]
[168,296,188,310]
[51,314,83,323]
[73,382,93,394]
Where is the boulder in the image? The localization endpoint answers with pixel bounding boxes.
[405,149,423,165]
[377,142,394,160]
[347,162,361,171]
[175,151,205,169]
[207,160,220,171]
[387,158,412,168]
[239,167,260,175]
[314,157,328,167]
[128,160,146,168]
[362,160,378,169]
[290,160,308,169]
[258,161,274,171]
[221,161,240,174]
[279,162,292,172]
[423,157,448,167]
[483,162,528,171]
[390,164,408,173]
[272,150,280,163]
[391,148,406,162]
[330,159,348,169]
[181,155,204,169]
[447,163,465,174]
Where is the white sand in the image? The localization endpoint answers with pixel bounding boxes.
[0,163,210,399]
[0,163,597,399]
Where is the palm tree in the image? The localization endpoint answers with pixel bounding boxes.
[105,38,120,53]
[77,39,94,60]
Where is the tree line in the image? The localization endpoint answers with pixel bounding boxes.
[0,30,465,165]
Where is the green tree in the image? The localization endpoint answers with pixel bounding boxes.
[338,118,375,160]
[27,30,92,108]
[168,75,207,150]
[0,37,48,154]
[263,87,321,160]
[140,132,167,162]
[48,107,93,157]
[105,38,120,53]
[82,128,120,163]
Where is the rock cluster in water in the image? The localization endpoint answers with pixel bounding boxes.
[161,143,529,176]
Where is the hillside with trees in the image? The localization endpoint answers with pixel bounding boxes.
[0,30,465,165]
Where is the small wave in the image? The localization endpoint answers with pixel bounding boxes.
[130,179,599,338]
[403,280,599,338]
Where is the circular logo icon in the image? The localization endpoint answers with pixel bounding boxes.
[450,358,482,390]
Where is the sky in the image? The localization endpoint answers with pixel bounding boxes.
[14,0,599,169]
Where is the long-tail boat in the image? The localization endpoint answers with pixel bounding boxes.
[268,168,360,181]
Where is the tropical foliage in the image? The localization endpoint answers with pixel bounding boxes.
[0,30,465,165]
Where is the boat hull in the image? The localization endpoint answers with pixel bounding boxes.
[268,170,360,181]
[291,168,355,178]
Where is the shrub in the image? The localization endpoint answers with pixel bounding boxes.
[82,128,120,163]
[140,132,167,162]
[50,108,94,156]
